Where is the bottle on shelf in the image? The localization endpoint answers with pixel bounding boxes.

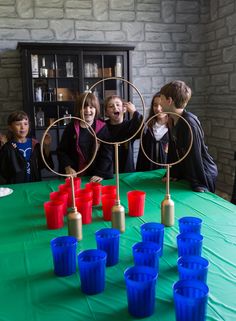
[93,87,99,98]
[40,57,48,77]
[84,83,92,93]
[36,107,45,127]
[93,63,98,77]
[66,58,73,77]
[48,61,55,78]
[84,63,90,77]
[31,54,39,78]
[35,86,42,102]
[63,109,71,126]
[115,56,122,77]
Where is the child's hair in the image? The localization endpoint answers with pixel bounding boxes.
[160,80,192,109]
[104,95,123,111]
[75,92,100,120]
[7,110,30,140]
[147,92,161,128]
[7,110,29,125]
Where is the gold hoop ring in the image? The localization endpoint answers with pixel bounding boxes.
[40,116,98,177]
[140,111,193,167]
[81,77,145,145]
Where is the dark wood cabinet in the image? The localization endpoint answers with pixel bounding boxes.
[17,42,134,177]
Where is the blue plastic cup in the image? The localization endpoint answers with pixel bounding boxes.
[132,241,161,271]
[124,266,158,318]
[50,236,77,276]
[173,279,209,321]
[177,233,203,257]
[95,228,120,266]
[178,216,202,234]
[178,255,209,283]
[140,222,165,256]
[78,249,107,295]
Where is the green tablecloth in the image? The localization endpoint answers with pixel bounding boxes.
[0,170,236,321]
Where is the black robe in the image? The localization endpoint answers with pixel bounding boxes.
[106,111,143,173]
[0,138,53,184]
[136,127,169,171]
[168,110,218,192]
[57,119,113,179]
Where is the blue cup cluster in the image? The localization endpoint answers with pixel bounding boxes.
[124,222,165,318]
[50,228,120,295]
[174,216,209,321]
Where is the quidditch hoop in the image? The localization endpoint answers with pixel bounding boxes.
[81,77,145,145]
[40,116,98,177]
[140,112,193,167]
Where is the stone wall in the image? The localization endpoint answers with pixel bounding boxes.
[0,0,235,197]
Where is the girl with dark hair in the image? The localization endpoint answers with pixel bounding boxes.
[136,92,169,171]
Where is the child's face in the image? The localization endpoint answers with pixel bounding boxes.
[9,118,29,141]
[153,96,163,114]
[153,97,168,121]
[80,104,96,126]
[105,97,125,125]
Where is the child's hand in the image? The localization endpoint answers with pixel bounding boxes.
[43,133,52,146]
[0,133,7,146]
[90,175,103,182]
[43,133,51,156]
[65,166,77,177]
[123,102,136,117]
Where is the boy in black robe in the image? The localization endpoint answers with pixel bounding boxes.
[104,95,143,173]
[160,80,218,193]
[0,110,53,184]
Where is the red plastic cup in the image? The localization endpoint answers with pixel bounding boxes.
[58,184,80,207]
[49,191,68,215]
[75,188,93,200]
[101,185,117,196]
[85,182,102,206]
[44,200,64,229]
[65,177,81,190]
[75,195,93,224]
[101,193,116,221]
[127,190,146,217]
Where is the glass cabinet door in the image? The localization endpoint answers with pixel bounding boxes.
[31,53,78,129]
[83,52,127,118]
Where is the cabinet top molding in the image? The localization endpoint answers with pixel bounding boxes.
[17,42,135,51]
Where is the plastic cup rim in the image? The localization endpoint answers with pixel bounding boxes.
[132,241,162,252]
[127,190,146,196]
[50,235,77,247]
[173,279,209,298]
[178,216,202,224]
[177,255,209,268]
[177,232,203,241]
[78,249,107,261]
[124,265,158,283]
[141,222,165,231]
